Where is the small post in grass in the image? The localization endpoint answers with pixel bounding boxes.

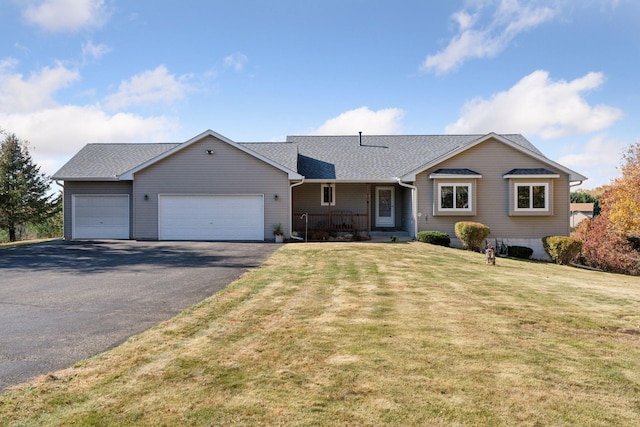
[485,246,496,265]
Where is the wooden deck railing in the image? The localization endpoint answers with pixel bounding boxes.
[293,213,368,233]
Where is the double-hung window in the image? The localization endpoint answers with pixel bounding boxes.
[321,183,335,206]
[504,169,557,216]
[515,183,548,211]
[438,183,471,211]
[430,169,481,216]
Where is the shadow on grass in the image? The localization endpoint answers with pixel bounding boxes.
[0,240,271,274]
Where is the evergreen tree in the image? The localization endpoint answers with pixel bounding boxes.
[570,190,601,216]
[0,132,60,241]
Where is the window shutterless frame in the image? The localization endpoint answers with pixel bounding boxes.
[321,183,335,206]
[437,182,472,212]
[513,183,549,211]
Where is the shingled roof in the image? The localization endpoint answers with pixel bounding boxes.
[53,143,179,180]
[53,132,587,182]
[245,134,543,181]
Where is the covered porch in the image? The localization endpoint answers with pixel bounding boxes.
[291,182,413,238]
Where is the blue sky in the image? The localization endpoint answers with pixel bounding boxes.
[0,0,638,189]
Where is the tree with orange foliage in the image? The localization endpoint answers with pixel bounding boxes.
[601,142,640,237]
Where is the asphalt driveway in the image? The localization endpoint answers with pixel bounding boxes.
[0,240,278,391]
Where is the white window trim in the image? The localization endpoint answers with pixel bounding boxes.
[321,183,335,206]
[514,182,549,211]
[437,182,472,212]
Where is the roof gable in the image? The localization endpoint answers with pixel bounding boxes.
[119,130,302,180]
[400,133,587,182]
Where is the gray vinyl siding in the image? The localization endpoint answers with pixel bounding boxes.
[416,138,570,240]
[132,135,290,240]
[292,183,369,215]
[62,181,133,240]
[293,183,409,231]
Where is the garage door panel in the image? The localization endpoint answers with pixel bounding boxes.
[73,195,130,239]
[159,195,264,241]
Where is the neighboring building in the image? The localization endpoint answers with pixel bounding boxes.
[52,130,588,259]
[570,203,595,228]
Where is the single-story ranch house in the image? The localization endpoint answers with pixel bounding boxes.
[52,129,587,258]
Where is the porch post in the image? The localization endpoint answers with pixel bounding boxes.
[327,183,332,230]
[396,178,418,239]
[366,183,371,231]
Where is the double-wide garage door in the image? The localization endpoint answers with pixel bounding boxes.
[159,195,264,241]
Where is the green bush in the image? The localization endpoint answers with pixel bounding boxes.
[507,245,533,259]
[417,231,450,247]
[542,236,582,265]
[454,222,490,251]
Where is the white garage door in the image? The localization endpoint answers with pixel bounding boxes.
[72,195,130,239]
[159,195,264,241]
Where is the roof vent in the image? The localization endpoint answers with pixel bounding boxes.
[359,131,362,146]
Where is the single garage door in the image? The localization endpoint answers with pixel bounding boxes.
[159,194,264,241]
[72,195,130,239]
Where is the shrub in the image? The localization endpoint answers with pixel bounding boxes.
[542,236,582,265]
[507,245,533,260]
[573,216,640,275]
[454,222,490,251]
[417,231,450,247]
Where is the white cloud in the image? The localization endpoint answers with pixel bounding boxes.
[311,107,405,135]
[0,60,179,177]
[82,40,111,61]
[1,106,176,158]
[0,59,79,113]
[22,0,109,32]
[445,70,623,138]
[104,65,192,110]
[1,106,177,178]
[422,0,557,74]
[223,52,248,72]
[558,134,626,188]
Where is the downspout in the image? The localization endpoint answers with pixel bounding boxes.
[570,180,583,188]
[55,180,64,239]
[396,178,418,240]
[289,177,305,240]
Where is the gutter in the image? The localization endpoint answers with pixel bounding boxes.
[396,178,418,239]
[289,177,305,240]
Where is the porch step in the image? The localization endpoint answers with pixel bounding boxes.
[368,231,412,242]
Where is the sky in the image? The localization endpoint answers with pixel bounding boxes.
[0,0,638,189]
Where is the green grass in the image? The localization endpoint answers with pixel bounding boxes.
[1,242,640,426]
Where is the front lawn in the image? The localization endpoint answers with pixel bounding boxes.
[2,242,640,426]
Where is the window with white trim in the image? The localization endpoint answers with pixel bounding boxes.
[438,183,471,211]
[321,183,335,206]
[515,183,548,211]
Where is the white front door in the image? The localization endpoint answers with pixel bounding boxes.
[376,187,395,227]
